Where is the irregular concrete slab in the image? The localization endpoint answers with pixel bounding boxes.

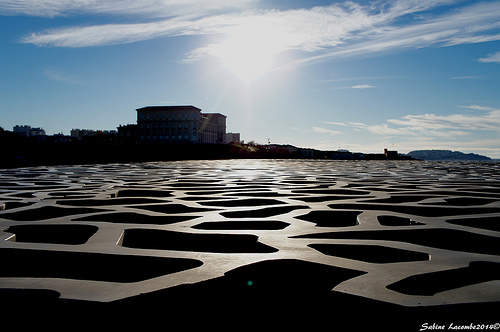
[120,228,279,253]
[0,248,202,282]
[5,224,98,245]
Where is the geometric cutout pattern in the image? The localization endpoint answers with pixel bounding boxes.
[0,160,499,312]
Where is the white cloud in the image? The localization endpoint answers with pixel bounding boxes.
[478,51,500,64]
[387,110,500,132]
[450,76,482,80]
[0,0,257,17]
[321,108,500,157]
[313,126,342,136]
[323,106,500,139]
[365,123,417,136]
[10,0,500,74]
[22,17,217,47]
[332,84,376,89]
[296,1,500,65]
[322,121,348,126]
[352,84,375,89]
[459,105,498,112]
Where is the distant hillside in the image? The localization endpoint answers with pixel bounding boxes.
[407,150,491,161]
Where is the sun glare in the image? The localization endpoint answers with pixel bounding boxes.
[212,21,284,82]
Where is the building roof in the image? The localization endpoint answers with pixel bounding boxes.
[201,113,227,118]
[136,105,202,112]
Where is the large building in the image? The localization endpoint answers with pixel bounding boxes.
[136,106,227,144]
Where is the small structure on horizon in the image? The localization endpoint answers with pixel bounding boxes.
[384,148,398,160]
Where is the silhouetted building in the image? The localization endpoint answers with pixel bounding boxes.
[13,125,46,137]
[384,148,399,160]
[71,129,117,140]
[117,124,138,144]
[136,106,226,144]
[50,133,71,143]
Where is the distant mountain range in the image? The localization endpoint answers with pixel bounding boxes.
[407,150,492,161]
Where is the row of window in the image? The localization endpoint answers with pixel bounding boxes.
[140,134,197,141]
[140,123,195,129]
[139,112,197,121]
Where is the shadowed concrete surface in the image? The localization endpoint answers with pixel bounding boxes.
[0,160,499,329]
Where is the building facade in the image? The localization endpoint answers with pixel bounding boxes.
[13,125,46,137]
[136,106,226,144]
[200,113,227,144]
[226,132,241,144]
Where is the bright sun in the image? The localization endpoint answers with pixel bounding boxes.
[212,21,284,82]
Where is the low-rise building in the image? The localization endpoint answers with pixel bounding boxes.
[71,129,117,140]
[13,125,46,137]
[226,132,241,144]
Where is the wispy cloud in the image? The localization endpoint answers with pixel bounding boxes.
[450,75,483,80]
[294,1,500,66]
[387,110,500,132]
[459,105,498,112]
[10,0,500,70]
[43,69,82,84]
[324,106,500,139]
[352,84,375,89]
[478,51,500,64]
[22,17,222,47]
[317,75,403,83]
[0,0,257,18]
[333,84,376,89]
[312,126,342,136]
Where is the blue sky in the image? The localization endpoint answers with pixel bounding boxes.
[1,0,500,158]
